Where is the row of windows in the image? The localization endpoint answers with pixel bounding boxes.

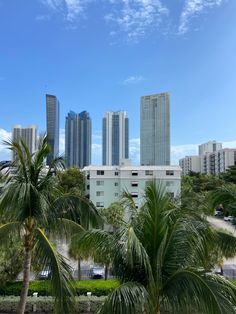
[95,180,174,187]
[95,170,175,176]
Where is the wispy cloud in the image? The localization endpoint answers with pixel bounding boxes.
[0,128,12,161]
[179,0,224,34]
[122,75,144,85]
[39,0,90,23]
[36,14,51,21]
[105,0,169,42]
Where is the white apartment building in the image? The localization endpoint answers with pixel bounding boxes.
[198,140,222,156]
[179,156,201,176]
[83,164,181,209]
[201,149,236,175]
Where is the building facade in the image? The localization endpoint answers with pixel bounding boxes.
[201,149,236,175]
[65,110,91,168]
[83,164,181,210]
[46,94,60,165]
[140,92,170,166]
[179,156,201,176]
[12,124,37,160]
[102,111,129,166]
[198,141,222,156]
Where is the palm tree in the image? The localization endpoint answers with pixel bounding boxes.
[73,182,236,314]
[0,137,100,314]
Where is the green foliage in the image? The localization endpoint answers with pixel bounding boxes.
[0,296,105,313]
[98,202,124,228]
[75,182,236,314]
[220,165,236,184]
[0,280,120,297]
[0,236,23,286]
[57,167,85,194]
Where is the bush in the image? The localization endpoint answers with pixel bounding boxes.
[0,296,106,313]
[0,279,119,297]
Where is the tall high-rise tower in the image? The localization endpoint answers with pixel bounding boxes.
[46,94,59,165]
[140,92,170,166]
[12,124,37,160]
[65,110,91,168]
[102,111,129,166]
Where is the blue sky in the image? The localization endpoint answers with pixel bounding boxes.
[0,0,236,164]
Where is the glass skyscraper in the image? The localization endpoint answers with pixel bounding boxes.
[140,92,170,166]
[102,111,129,166]
[46,94,59,165]
[65,110,91,168]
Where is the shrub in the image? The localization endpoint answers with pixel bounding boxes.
[0,279,119,297]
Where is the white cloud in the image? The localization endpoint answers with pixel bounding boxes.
[171,143,199,165]
[179,0,223,34]
[36,14,51,21]
[122,75,144,85]
[0,128,12,161]
[39,0,89,22]
[59,128,65,155]
[105,0,169,41]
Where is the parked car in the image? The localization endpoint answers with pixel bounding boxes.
[215,210,224,217]
[38,269,51,280]
[90,266,105,279]
[223,216,235,222]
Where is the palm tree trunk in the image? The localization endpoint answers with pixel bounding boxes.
[17,247,31,314]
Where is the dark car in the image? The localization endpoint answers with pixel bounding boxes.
[90,266,105,279]
[38,269,51,280]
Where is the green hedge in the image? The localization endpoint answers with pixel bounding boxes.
[0,280,120,297]
[0,296,106,313]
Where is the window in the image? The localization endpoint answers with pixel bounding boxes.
[87,174,90,180]
[131,192,138,198]
[96,202,104,208]
[131,171,138,176]
[114,171,119,176]
[145,170,153,176]
[96,191,104,196]
[131,181,138,187]
[166,192,174,199]
[114,182,119,186]
[114,193,119,197]
[166,170,174,176]
[97,170,104,175]
[87,185,90,190]
[96,180,104,186]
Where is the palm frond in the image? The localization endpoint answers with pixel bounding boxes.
[216,230,236,259]
[34,228,75,314]
[97,282,152,314]
[0,222,20,244]
[163,268,236,314]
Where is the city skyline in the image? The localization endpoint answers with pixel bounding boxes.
[0,1,236,164]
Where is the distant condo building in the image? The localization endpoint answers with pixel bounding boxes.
[46,94,59,165]
[12,124,37,160]
[179,140,236,176]
[65,110,91,169]
[198,140,222,156]
[102,111,129,166]
[140,92,170,166]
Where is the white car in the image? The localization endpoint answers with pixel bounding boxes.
[223,216,235,222]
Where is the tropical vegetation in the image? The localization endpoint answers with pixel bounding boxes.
[0,137,100,314]
[73,182,236,314]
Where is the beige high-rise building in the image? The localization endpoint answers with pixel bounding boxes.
[140,92,170,166]
[12,124,37,160]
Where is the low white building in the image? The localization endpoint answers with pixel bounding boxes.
[83,164,181,209]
